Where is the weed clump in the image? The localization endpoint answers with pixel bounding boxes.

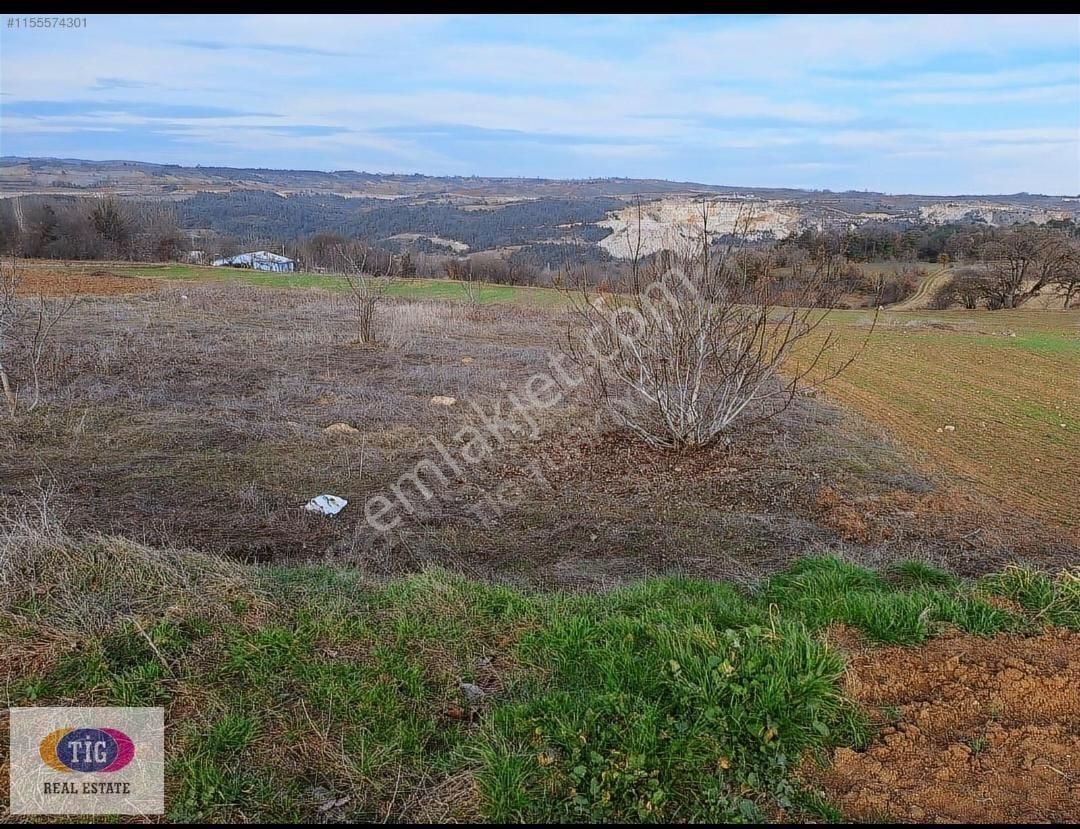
[982,565,1079,630]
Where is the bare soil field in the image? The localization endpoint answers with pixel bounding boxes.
[14,264,160,297]
[807,626,1080,822]
[1,284,557,565]
[2,280,1076,585]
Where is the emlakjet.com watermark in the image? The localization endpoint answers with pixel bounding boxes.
[8,706,165,815]
[363,270,699,531]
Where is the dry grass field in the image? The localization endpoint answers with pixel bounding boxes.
[3,263,1077,576]
[17,261,1076,538]
[2,279,558,565]
[2,262,1078,823]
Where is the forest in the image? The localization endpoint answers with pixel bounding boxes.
[1,193,1077,308]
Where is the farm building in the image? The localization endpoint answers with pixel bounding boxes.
[211,251,296,272]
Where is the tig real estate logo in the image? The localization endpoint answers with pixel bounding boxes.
[8,707,164,815]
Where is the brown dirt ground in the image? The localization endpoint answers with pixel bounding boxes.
[15,267,157,297]
[805,626,1080,823]
[814,484,1080,555]
[404,419,1077,589]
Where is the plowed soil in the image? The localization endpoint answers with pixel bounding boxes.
[811,310,1080,530]
[16,267,157,297]
[807,627,1080,822]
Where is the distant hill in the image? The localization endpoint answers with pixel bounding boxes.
[3,156,1075,205]
[2,157,1077,260]
[0,156,747,199]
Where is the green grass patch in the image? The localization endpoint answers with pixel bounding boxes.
[2,537,1068,822]
[115,263,567,306]
[484,583,848,821]
[761,557,1017,644]
[887,560,960,590]
[1011,332,1080,355]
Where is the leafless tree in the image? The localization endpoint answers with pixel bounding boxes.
[1054,248,1080,308]
[625,197,646,291]
[90,197,134,260]
[935,228,1078,310]
[336,245,395,345]
[445,258,484,305]
[560,202,873,449]
[460,269,483,307]
[977,227,1072,309]
[932,269,984,310]
[0,257,76,418]
[1047,237,1080,308]
[135,204,186,261]
[0,258,17,416]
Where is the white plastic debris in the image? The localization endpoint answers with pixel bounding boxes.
[304,494,348,516]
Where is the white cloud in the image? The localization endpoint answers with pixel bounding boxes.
[892,84,1079,106]
[2,14,1077,193]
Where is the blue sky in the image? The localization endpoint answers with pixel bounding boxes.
[2,14,1078,194]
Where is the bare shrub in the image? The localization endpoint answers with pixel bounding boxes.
[0,257,76,418]
[334,246,396,344]
[461,274,483,307]
[867,266,922,306]
[561,204,872,450]
[931,271,983,310]
[928,279,954,310]
[0,257,16,415]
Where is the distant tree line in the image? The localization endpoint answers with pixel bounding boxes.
[781,220,1080,308]
[929,224,1080,309]
[780,221,1033,263]
[173,191,620,250]
[0,191,619,267]
[0,196,187,261]
[2,192,1076,307]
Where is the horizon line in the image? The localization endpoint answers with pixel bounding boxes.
[2,155,1075,201]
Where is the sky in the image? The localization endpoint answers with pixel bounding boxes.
[2,14,1079,195]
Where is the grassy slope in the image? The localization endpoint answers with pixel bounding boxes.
[117,263,569,307]
[3,530,1076,823]
[807,309,1080,529]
